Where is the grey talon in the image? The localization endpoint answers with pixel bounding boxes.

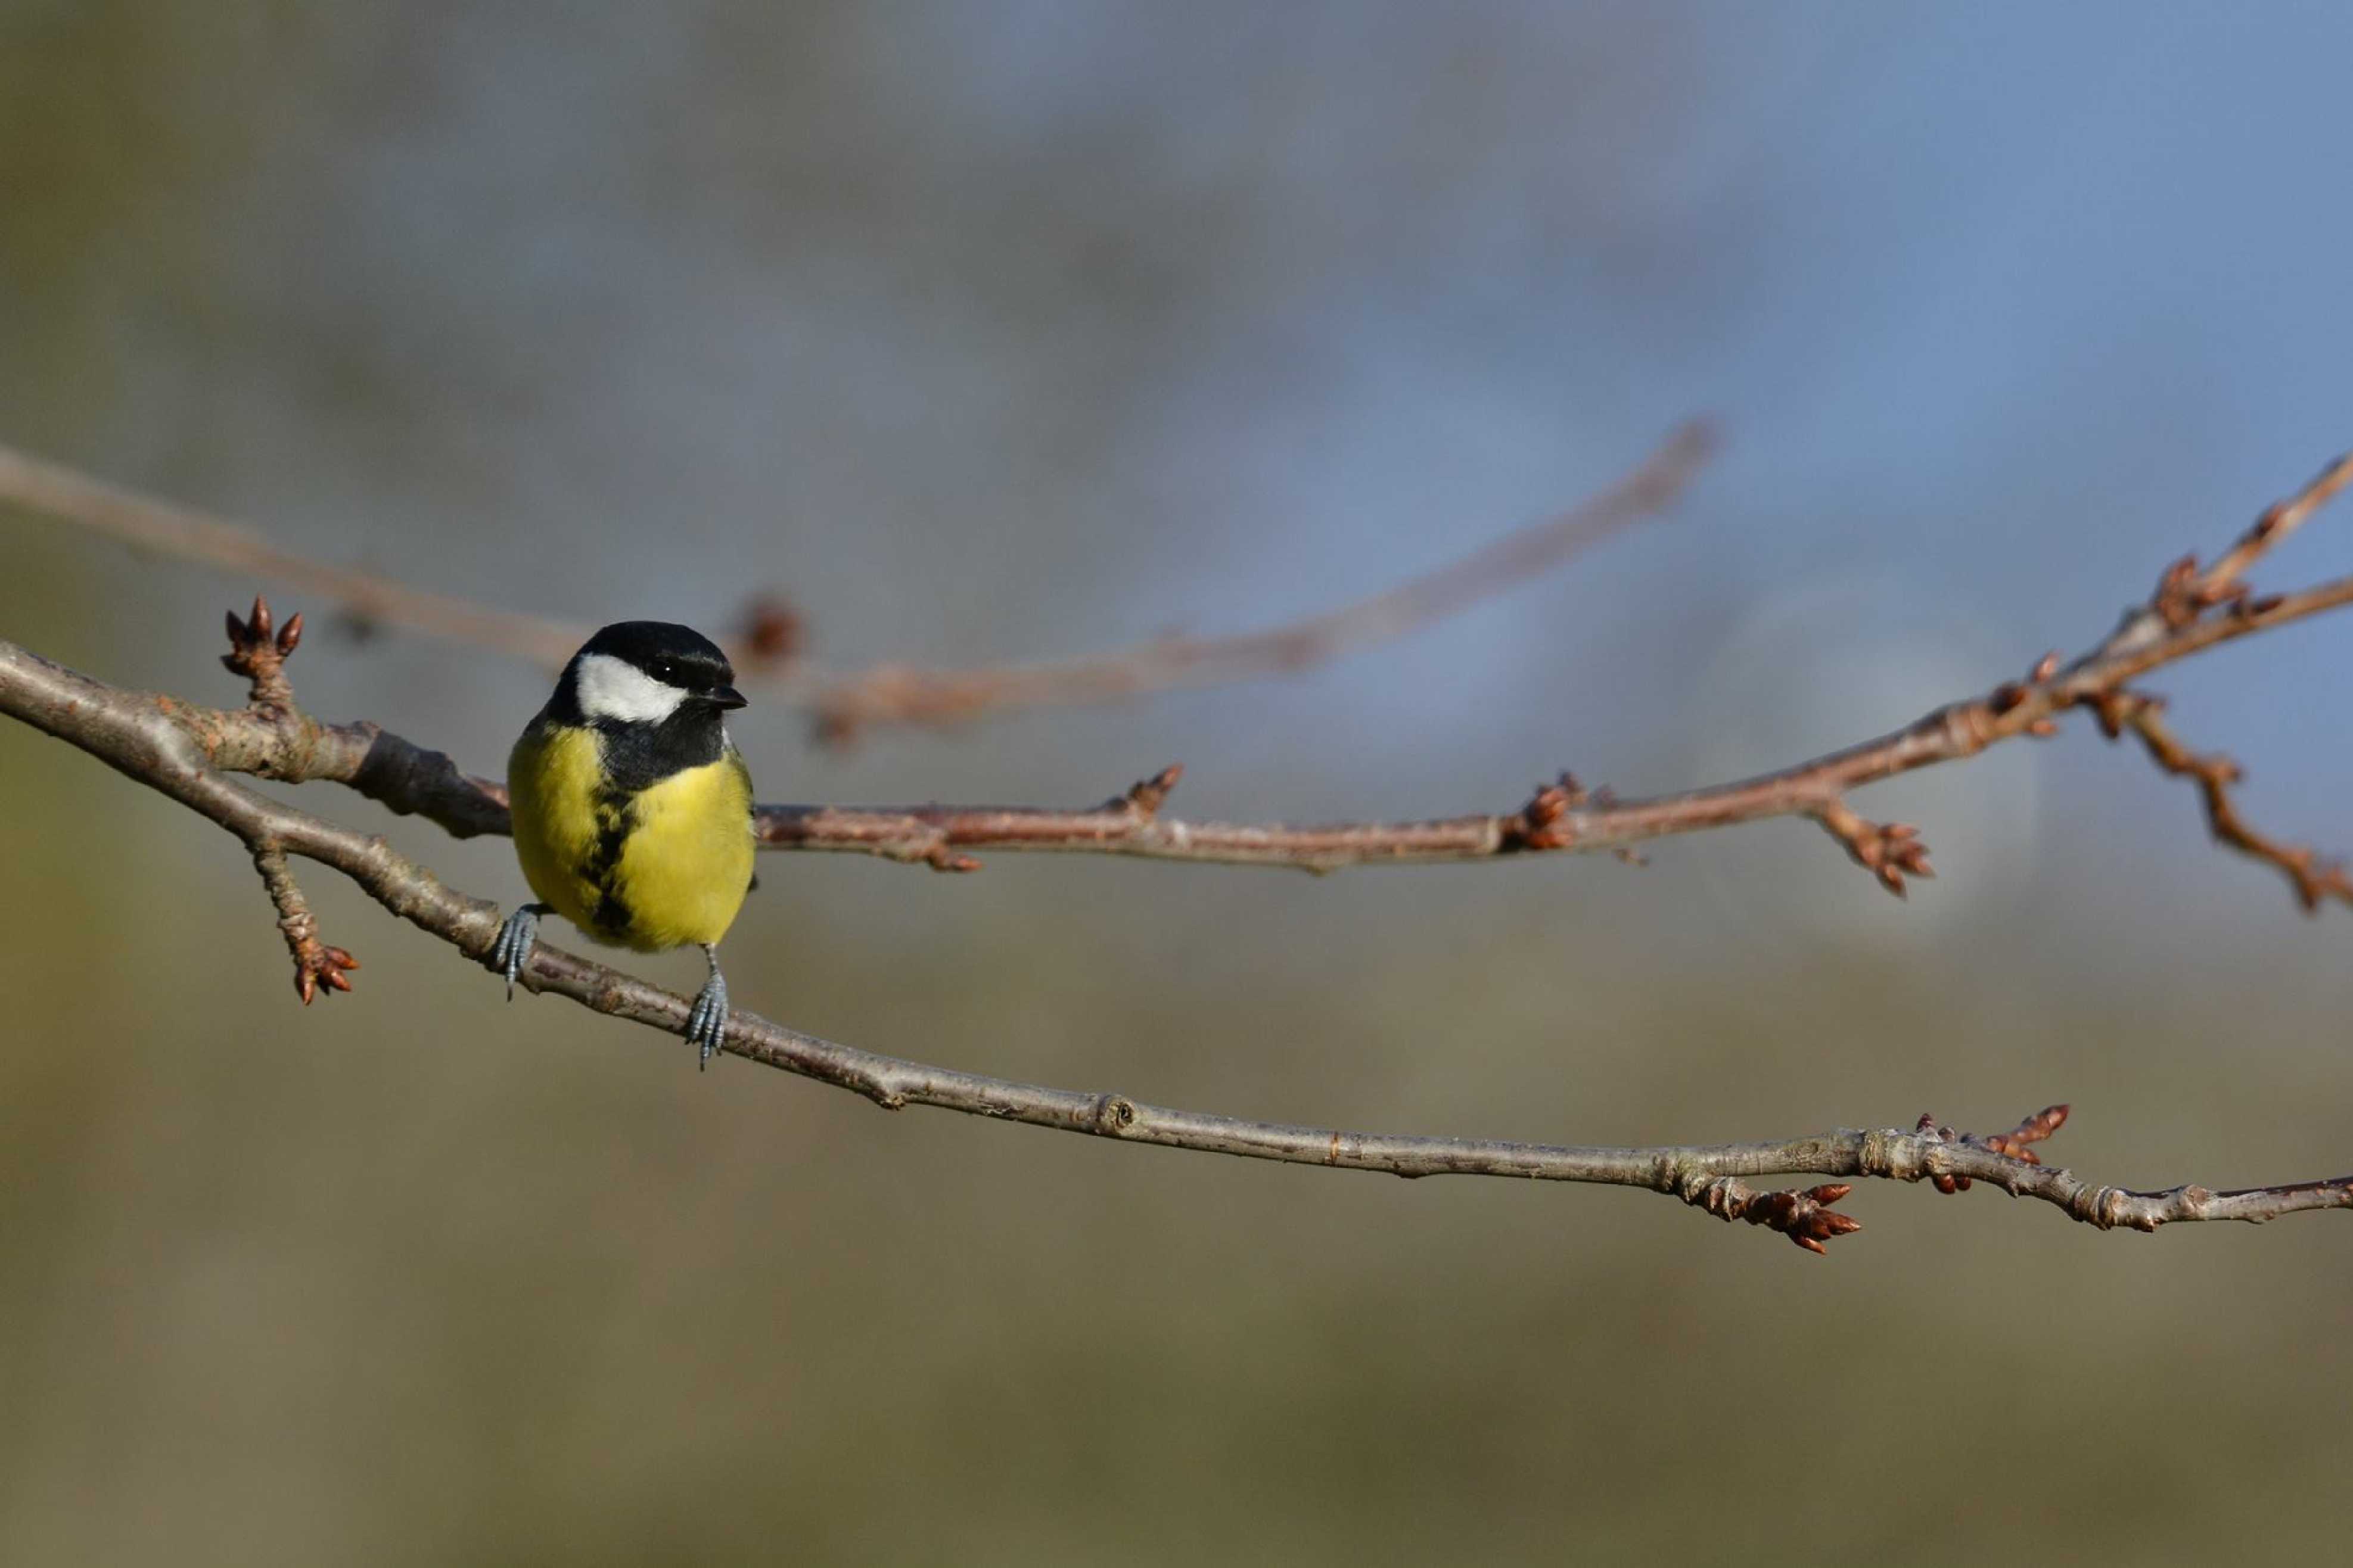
[490,903,549,1001]
[689,944,729,1069]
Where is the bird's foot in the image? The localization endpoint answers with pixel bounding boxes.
[686,962,730,1070]
[489,903,551,1000]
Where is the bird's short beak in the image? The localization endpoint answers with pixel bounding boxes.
[704,685,748,711]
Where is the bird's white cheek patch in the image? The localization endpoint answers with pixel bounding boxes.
[574,653,686,723]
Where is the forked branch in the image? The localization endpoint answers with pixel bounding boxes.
[6,628,2352,1249]
[7,447,2353,1250]
[779,449,2353,898]
[42,455,2350,916]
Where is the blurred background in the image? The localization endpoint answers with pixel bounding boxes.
[5,3,2352,1561]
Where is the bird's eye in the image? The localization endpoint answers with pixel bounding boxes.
[652,659,677,682]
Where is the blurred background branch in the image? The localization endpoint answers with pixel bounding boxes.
[0,421,1711,746]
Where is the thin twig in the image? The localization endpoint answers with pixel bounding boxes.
[222,599,361,1001]
[0,444,589,669]
[4,636,2348,1249]
[0,425,1714,743]
[59,453,2353,907]
[798,422,1714,740]
[2083,688,2353,911]
[251,841,360,1004]
[780,452,2353,892]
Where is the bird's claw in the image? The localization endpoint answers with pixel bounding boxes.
[686,969,730,1069]
[489,904,547,1000]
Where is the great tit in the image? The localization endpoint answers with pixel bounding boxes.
[487,621,757,1067]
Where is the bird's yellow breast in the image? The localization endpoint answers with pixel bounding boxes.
[508,723,756,953]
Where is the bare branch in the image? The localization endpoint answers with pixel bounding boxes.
[251,842,359,1004]
[1915,1105,2069,1194]
[798,422,1715,741]
[2081,687,2353,911]
[4,621,2352,1250]
[105,455,2353,906]
[5,450,2351,1251]
[2113,451,2353,652]
[1810,801,1934,898]
[0,425,1713,743]
[751,451,2353,891]
[0,444,589,669]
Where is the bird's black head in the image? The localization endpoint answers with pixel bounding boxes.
[560,621,747,725]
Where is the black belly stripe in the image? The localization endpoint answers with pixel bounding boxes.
[586,789,636,938]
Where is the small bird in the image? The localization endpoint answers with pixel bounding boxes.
[488,621,757,1067]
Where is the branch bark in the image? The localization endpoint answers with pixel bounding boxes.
[5,448,2351,1252]
[6,634,2351,1247]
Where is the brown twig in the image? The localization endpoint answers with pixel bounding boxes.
[2127,452,2353,642]
[0,444,590,669]
[15,449,2346,909]
[1917,1105,2069,1194]
[222,612,362,1001]
[2081,688,2353,911]
[1811,801,1934,898]
[252,842,359,1004]
[758,451,2353,895]
[0,425,1714,743]
[5,636,2349,1249]
[800,423,1715,741]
